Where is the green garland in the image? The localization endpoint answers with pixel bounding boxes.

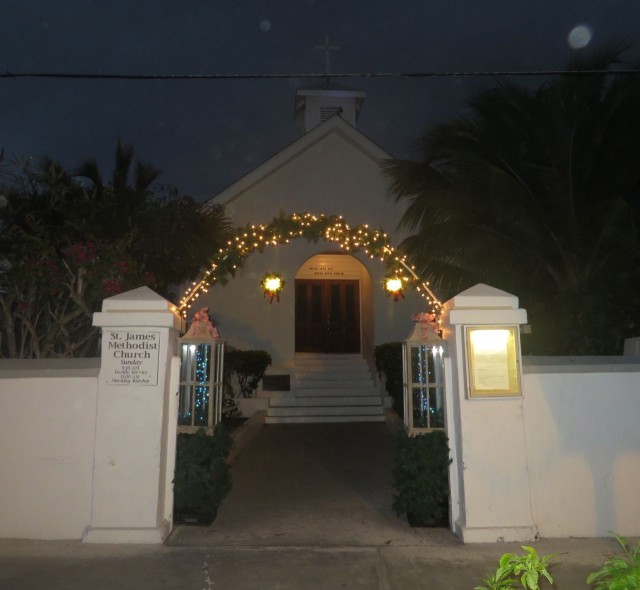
[180,211,440,315]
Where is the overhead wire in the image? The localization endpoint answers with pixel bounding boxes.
[2,68,640,81]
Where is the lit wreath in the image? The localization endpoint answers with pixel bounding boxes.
[383,275,405,302]
[261,272,285,303]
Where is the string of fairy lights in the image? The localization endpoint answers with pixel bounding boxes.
[193,345,209,425]
[178,211,443,324]
[178,343,211,427]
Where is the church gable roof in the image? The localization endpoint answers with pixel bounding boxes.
[205,116,393,210]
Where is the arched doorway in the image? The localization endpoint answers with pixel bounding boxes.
[294,252,373,354]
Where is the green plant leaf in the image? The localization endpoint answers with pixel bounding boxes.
[586,531,640,589]
[500,553,515,570]
[523,569,538,589]
[474,568,516,590]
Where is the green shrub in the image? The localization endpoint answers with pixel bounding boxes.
[224,347,272,399]
[473,533,640,590]
[587,533,640,589]
[475,546,556,590]
[374,342,403,414]
[173,425,233,520]
[392,429,451,526]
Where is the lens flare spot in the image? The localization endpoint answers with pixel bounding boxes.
[568,24,592,49]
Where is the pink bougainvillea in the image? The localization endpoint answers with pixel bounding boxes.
[63,241,96,265]
[101,277,122,295]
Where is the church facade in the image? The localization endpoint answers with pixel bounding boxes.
[194,85,427,420]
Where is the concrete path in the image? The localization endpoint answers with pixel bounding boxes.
[169,421,451,548]
[0,420,633,589]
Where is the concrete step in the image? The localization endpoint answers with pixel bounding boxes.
[295,371,372,381]
[295,359,369,372]
[295,379,373,391]
[265,414,386,424]
[295,387,378,397]
[269,353,381,424]
[268,405,384,417]
[294,356,371,368]
[269,395,382,407]
[294,353,363,362]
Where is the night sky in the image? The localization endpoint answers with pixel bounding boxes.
[2,1,640,202]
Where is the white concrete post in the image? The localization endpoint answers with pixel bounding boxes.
[83,287,183,544]
[441,283,536,543]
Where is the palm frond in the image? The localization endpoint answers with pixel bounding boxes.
[74,159,103,195]
[134,160,162,193]
[112,139,134,191]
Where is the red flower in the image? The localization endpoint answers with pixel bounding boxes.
[64,242,96,265]
[101,277,122,295]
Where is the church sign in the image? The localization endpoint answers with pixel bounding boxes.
[102,330,160,386]
[307,265,345,277]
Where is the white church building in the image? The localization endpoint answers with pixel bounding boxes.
[189,83,429,422]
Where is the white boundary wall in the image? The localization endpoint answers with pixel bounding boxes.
[0,286,182,543]
[0,359,99,539]
[2,355,638,542]
[0,286,638,542]
[443,284,640,543]
[523,357,640,538]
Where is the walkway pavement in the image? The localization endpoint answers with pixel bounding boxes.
[0,419,632,589]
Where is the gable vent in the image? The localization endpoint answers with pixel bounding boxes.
[320,106,342,122]
[296,86,366,132]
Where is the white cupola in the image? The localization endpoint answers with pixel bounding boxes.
[295,83,366,133]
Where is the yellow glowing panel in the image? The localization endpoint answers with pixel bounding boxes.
[466,326,520,397]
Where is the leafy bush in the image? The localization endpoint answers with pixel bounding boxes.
[173,425,233,520]
[587,533,640,589]
[475,546,556,590]
[374,342,403,414]
[0,147,233,358]
[473,533,640,590]
[392,429,451,526]
[224,347,272,399]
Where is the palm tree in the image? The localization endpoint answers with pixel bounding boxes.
[75,139,162,238]
[384,46,640,354]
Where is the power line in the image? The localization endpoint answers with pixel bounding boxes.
[2,68,640,81]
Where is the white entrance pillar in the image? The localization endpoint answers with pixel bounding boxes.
[441,283,536,543]
[83,287,182,543]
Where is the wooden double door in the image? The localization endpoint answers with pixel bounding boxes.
[295,279,360,353]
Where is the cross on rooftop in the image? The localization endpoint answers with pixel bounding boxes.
[315,36,339,76]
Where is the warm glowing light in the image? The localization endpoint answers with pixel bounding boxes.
[466,327,520,397]
[261,272,285,303]
[385,277,403,293]
[383,275,406,302]
[264,276,282,292]
[178,212,442,316]
[469,328,510,355]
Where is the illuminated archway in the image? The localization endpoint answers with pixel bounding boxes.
[179,212,442,323]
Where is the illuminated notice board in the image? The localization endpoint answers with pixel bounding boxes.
[465,326,521,397]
